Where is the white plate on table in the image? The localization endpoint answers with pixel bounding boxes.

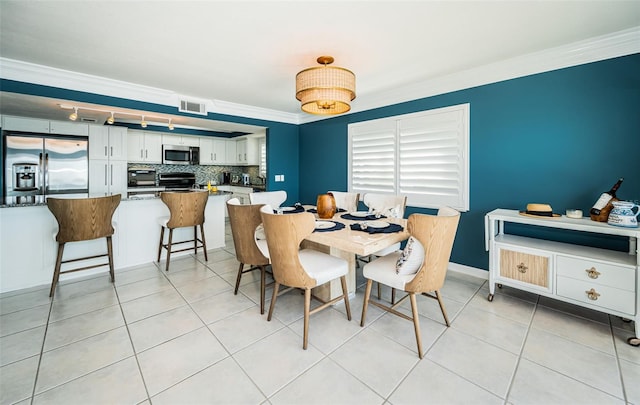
[364,220,390,229]
[350,211,369,217]
[315,220,335,230]
[280,206,296,212]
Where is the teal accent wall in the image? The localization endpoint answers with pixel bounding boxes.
[0,80,300,204]
[299,54,640,271]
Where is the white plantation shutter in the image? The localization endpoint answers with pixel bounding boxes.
[349,118,396,194]
[259,138,266,177]
[348,104,469,211]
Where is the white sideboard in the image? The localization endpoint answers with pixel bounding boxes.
[485,209,639,346]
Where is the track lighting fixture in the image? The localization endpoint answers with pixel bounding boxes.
[69,107,78,121]
[60,104,176,130]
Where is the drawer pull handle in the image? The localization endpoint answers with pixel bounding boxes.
[585,267,600,279]
[517,263,528,273]
[585,288,600,301]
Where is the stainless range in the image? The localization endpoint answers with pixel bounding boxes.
[158,172,196,190]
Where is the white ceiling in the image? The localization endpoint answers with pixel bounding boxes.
[0,1,639,131]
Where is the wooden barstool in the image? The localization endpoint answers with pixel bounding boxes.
[157,191,208,271]
[47,194,121,298]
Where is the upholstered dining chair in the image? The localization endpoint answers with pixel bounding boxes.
[249,190,287,208]
[157,190,208,271]
[360,207,460,358]
[47,194,121,298]
[260,205,352,349]
[227,198,272,314]
[361,193,408,300]
[327,191,359,212]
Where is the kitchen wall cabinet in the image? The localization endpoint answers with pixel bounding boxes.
[127,130,162,163]
[199,137,227,165]
[162,134,199,147]
[225,140,237,165]
[2,116,88,136]
[235,138,259,165]
[485,209,640,346]
[89,125,127,160]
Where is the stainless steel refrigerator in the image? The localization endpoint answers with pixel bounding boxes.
[3,133,89,204]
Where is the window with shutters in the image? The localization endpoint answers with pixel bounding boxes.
[348,103,469,211]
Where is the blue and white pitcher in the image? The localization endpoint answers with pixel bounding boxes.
[607,201,639,228]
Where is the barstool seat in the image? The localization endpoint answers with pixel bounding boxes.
[157,191,209,271]
[46,194,121,298]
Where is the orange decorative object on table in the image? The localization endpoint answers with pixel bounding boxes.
[316,193,336,219]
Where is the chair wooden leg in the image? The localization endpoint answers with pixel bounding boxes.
[234,263,244,295]
[49,243,65,298]
[303,288,311,350]
[409,292,424,358]
[193,226,198,255]
[435,290,450,327]
[200,224,208,261]
[106,236,115,282]
[157,226,165,262]
[360,279,373,326]
[165,229,173,271]
[260,265,266,315]
[267,282,280,321]
[340,275,352,321]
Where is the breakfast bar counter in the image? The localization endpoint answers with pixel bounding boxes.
[0,191,231,293]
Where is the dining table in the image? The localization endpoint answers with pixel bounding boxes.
[299,206,409,301]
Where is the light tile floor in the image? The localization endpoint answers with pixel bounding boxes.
[1,223,639,404]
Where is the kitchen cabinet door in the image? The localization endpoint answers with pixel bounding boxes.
[201,138,227,165]
[89,125,127,160]
[89,159,127,196]
[49,121,89,136]
[162,134,199,147]
[225,140,237,165]
[107,126,127,161]
[127,131,161,163]
[144,133,162,163]
[2,116,50,133]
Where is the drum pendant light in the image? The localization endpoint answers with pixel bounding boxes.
[296,56,356,115]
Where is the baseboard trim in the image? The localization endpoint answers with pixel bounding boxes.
[448,262,489,280]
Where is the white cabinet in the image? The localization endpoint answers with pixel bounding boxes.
[127,130,162,163]
[225,140,237,165]
[89,160,128,197]
[162,134,199,147]
[199,137,227,165]
[2,116,88,136]
[485,209,640,346]
[236,138,259,166]
[89,125,127,161]
[89,125,127,196]
[49,121,89,136]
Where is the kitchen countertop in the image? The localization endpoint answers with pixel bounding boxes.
[0,190,232,208]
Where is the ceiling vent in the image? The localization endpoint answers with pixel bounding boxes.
[80,117,98,123]
[178,99,207,116]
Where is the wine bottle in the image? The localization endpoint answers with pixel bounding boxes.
[590,178,623,217]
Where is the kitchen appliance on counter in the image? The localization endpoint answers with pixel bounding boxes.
[3,133,88,200]
[158,172,196,190]
[222,172,231,185]
[128,168,157,187]
[242,173,250,186]
[162,145,199,165]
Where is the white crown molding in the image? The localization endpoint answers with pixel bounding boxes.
[0,57,301,125]
[2,26,638,126]
[299,26,640,124]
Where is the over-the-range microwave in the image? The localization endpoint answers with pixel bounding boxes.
[162,144,199,165]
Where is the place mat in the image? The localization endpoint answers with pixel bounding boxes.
[350,223,404,234]
[307,208,346,213]
[273,206,305,214]
[313,221,346,233]
[341,213,387,221]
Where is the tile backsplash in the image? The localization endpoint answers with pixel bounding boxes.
[127,163,261,186]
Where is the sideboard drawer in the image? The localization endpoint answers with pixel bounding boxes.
[556,256,635,291]
[499,248,550,289]
[556,276,635,315]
